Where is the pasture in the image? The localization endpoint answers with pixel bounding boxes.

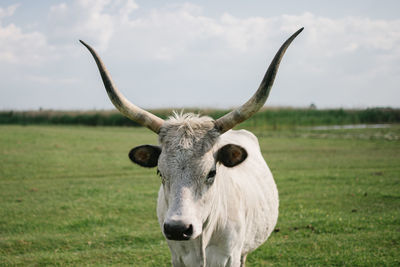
[0,125,399,266]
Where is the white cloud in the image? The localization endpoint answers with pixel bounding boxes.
[0,4,19,18]
[96,6,400,65]
[4,1,399,66]
[47,0,138,51]
[0,1,399,109]
[0,15,49,65]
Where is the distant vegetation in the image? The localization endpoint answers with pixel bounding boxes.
[1,107,399,128]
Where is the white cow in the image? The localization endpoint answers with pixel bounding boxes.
[81,27,303,267]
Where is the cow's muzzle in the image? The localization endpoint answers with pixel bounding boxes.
[163,221,193,241]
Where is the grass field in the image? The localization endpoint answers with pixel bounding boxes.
[0,125,399,266]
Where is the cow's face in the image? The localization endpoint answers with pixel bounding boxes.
[128,115,247,241]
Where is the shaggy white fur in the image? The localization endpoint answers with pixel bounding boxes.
[156,113,278,267]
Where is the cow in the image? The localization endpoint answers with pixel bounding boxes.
[80,27,303,267]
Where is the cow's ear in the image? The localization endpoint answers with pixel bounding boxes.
[216,144,248,167]
[129,145,161,168]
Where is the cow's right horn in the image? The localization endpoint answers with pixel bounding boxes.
[80,40,165,134]
[214,27,303,133]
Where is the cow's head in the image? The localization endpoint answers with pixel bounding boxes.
[128,114,248,240]
[80,28,303,241]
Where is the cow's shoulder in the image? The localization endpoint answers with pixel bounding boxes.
[218,129,259,149]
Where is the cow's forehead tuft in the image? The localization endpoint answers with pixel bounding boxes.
[159,113,220,153]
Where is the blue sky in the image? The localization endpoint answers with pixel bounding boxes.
[1,0,399,110]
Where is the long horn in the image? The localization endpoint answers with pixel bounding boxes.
[214,27,303,133]
[80,40,164,134]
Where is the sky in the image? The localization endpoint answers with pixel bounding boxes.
[0,0,399,110]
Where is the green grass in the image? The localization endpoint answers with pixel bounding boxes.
[0,125,399,266]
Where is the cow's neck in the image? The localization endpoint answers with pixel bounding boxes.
[168,236,205,266]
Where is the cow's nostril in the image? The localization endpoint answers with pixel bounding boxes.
[163,221,193,241]
[183,224,193,238]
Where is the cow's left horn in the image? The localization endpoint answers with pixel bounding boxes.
[214,27,303,133]
[80,40,164,134]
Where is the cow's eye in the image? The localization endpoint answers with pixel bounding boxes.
[206,170,216,184]
[207,170,216,178]
[157,168,166,184]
